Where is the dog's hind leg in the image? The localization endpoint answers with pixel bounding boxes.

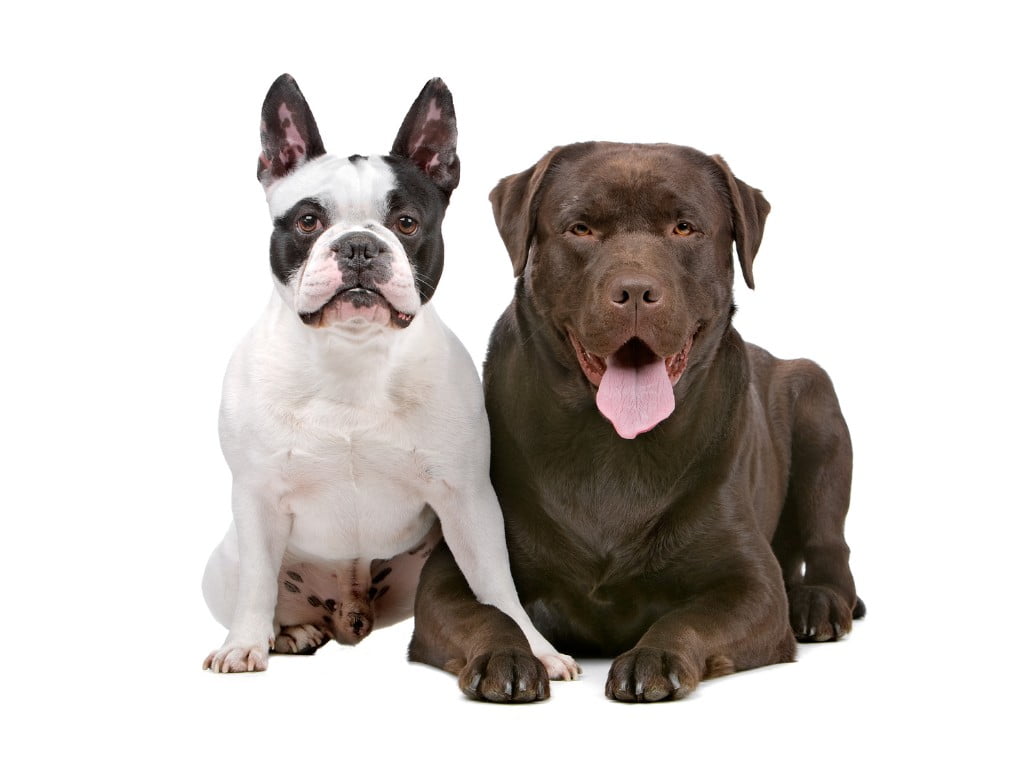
[369,520,443,629]
[774,360,862,642]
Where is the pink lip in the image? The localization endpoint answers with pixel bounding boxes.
[299,288,415,329]
[567,326,701,388]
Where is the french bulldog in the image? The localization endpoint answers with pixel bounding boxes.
[201,74,577,683]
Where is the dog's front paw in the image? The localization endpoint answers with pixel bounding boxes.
[605,647,699,703]
[536,651,581,681]
[788,585,853,642]
[458,649,550,704]
[203,640,270,673]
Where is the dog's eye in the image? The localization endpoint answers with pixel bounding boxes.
[296,214,323,235]
[396,216,419,236]
[673,221,694,236]
[570,223,593,237]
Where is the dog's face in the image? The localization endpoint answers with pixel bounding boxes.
[491,142,769,438]
[258,75,459,331]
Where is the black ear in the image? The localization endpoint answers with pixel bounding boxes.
[489,146,564,277]
[258,74,326,189]
[392,78,459,196]
[711,155,770,290]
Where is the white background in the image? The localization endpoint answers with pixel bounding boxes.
[4,1,1021,765]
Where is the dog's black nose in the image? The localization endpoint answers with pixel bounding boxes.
[331,233,382,266]
[609,275,663,307]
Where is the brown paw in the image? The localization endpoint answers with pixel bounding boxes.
[788,585,854,641]
[605,647,699,703]
[458,649,550,704]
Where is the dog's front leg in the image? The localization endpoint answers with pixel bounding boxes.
[435,485,579,683]
[204,484,291,673]
[605,567,795,702]
[412,486,578,700]
[410,541,551,702]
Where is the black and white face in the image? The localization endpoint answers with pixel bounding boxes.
[257,74,459,331]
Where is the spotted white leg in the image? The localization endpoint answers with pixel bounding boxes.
[203,485,291,673]
[437,485,580,681]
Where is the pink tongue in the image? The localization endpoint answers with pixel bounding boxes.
[595,356,675,439]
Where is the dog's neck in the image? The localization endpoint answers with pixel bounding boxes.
[259,289,434,405]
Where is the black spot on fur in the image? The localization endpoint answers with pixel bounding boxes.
[372,567,392,584]
[270,198,330,285]
[376,585,390,601]
[286,571,303,583]
[307,595,322,608]
[368,586,379,600]
[383,156,450,304]
[283,581,301,594]
[324,599,337,612]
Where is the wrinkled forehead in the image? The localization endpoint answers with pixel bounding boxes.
[266,154,396,220]
[544,145,728,223]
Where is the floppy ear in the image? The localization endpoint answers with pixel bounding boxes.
[258,74,326,189]
[489,147,564,277]
[392,78,459,197]
[711,155,770,290]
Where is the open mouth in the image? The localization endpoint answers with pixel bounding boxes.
[567,325,701,439]
[299,287,415,329]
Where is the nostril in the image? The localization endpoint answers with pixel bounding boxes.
[642,289,661,304]
[613,289,630,305]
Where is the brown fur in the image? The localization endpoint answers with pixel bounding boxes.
[410,142,862,703]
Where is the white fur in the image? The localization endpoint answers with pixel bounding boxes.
[202,153,578,680]
[266,154,393,220]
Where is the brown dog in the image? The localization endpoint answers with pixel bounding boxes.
[410,142,863,702]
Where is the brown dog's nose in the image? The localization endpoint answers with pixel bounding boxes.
[609,275,663,307]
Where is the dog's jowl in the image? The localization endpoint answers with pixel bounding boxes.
[202,75,577,682]
[410,142,864,702]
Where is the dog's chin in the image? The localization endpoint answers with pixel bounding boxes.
[567,326,702,439]
[299,288,415,330]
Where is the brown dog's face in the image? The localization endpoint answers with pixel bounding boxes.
[491,142,769,438]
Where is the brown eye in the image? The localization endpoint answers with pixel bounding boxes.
[296,214,322,235]
[570,223,592,237]
[396,216,419,235]
[673,221,694,236]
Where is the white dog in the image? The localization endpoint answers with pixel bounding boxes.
[201,74,577,681]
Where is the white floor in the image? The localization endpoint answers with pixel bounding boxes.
[13,600,1008,767]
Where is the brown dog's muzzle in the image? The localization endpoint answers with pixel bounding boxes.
[607,273,664,309]
[568,263,701,441]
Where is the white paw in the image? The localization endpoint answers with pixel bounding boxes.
[274,624,328,654]
[537,651,581,681]
[203,641,270,673]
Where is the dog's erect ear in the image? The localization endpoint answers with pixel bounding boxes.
[392,78,459,197]
[711,155,770,290]
[258,74,326,189]
[489,147,564,277]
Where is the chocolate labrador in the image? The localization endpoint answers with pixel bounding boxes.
[410,142,863,702]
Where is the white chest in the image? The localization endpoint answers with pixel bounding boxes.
[273,412,439,561]
[220,300,470,564]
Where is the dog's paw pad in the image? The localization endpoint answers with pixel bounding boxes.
[203,643,270,673]
[273,624,328,655]
[788,585,854,642]
[537,652,581,681]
